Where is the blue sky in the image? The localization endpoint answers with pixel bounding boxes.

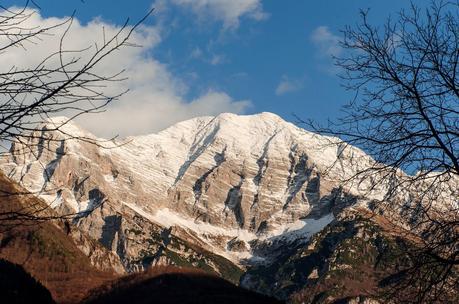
[3,0,432,137]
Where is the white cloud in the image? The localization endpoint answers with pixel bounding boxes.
[80,90,251,137]
[210,53,226,65]
[310,26,343,74]
[190,47,227,66]
[190,47,203,59]
[0,8,251,138]
[159,0,268,30]
[310,26,342,57]
[275,76,303,96]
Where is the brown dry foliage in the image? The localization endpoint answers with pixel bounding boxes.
[0,172,116,303]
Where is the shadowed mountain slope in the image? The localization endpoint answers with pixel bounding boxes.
[0,172,117,304]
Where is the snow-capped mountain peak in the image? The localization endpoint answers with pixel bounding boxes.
[0,112,376,268]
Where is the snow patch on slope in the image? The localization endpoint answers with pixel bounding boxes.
[122,201,335,264]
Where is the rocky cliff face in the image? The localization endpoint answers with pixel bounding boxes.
[0,113,376,267]
[1,112,452,302]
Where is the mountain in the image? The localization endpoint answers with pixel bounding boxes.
[0,112,454,303]
[0,113,366,270]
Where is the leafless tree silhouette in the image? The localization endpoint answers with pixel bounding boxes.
[306,1,458,303]
[0,1,152,225]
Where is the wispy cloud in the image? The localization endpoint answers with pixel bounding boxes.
[310,26,342,74]
[275,75,303,96]
[190,47,203,59]
[310,26,342,57]
[2,8,251,137]
[189,46,226,66]
[210,53,226,65]
[155,0,269,30]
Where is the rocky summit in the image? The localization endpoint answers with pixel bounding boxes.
[0,113,452,303]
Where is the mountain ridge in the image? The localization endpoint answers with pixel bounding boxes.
[0,112,395,268]
[1,112,455,302]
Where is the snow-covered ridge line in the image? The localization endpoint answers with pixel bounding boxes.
[1,111,384,270]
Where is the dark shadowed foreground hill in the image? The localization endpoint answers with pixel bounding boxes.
[84,266,283,304]
[0,259,55,304]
